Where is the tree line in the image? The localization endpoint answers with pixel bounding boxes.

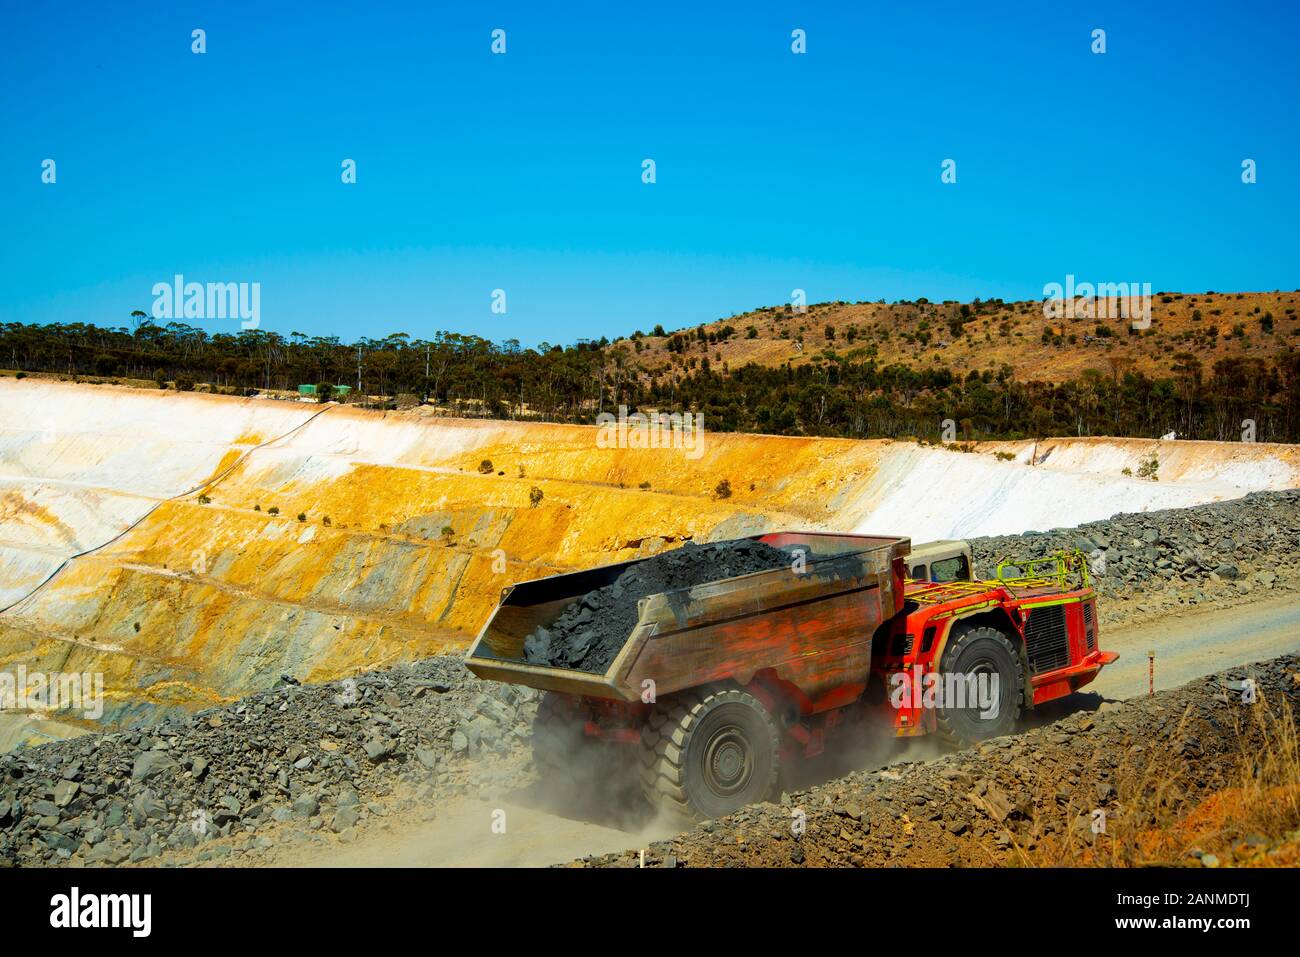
[3,318,1297,443]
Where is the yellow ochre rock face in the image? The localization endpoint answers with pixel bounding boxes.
[2,378,1298,747]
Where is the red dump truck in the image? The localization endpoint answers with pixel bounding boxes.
[465,532,1117,819]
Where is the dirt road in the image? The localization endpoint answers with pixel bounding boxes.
[1093,591,1300,700]
[265,591,1300,868]
[264,783,678,868]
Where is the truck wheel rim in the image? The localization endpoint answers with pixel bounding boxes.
[965,659,997,710]
[703,726,752,795]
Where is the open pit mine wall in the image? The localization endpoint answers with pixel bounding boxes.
[1,378,1298,748]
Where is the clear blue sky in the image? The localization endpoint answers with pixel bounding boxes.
[2,0,1297,347]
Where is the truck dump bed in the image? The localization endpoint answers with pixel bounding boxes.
[464,532,910,709]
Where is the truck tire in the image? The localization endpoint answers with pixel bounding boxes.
[935,625,1024,746]
[639,687,781,820]
[530,692,584,777]
[531,694,639,808]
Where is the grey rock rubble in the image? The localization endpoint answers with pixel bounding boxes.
[970,489,1300,621]
[0,657,539,867]
[523,537,803,673]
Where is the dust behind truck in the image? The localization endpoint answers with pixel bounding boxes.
[464,532,1116,819]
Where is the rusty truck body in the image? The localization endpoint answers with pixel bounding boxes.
[465,531,1116,819]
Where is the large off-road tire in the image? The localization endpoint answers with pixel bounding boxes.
[935,625,1024,746]
[530,692,585,777]
[638,687,781,820]
[531,693,639,808]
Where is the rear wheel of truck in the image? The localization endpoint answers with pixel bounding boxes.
[530,693,585,778]
[935,625,1024,746]
[639,687,781,820]
[531,693,639,811]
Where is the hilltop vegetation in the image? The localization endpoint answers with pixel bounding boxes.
[626,290,1300,381]
[3,290,1299,442]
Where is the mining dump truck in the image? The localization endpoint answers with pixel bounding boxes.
[464,532,1116,819]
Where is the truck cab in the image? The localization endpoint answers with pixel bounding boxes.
[905,539,973,582]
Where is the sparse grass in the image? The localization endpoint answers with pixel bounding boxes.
[1014,692,1300,867]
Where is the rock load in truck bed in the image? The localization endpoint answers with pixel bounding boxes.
[522,538,803,674]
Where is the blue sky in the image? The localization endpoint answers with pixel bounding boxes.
[1,0,1297,346]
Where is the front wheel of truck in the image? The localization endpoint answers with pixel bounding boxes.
[935,625,1024,746]
[639,687,781,820]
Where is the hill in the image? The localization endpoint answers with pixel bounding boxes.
[617,290,1300,382]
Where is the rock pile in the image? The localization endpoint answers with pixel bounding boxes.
[523,538,801,673]
[970,490,1300,618]
[0,657,539,866]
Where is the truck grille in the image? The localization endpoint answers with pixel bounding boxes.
[1082,602,1096,652]
[1023,604,1070,674]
